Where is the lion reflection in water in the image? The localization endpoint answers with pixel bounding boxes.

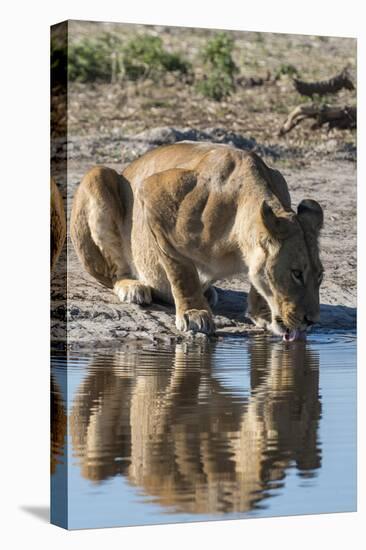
[69,340,321,514]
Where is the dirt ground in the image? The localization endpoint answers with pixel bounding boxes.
[50,23,356,348]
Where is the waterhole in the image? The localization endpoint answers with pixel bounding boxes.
[51,333,356,529]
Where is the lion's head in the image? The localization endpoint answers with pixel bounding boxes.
[249,199,324,338]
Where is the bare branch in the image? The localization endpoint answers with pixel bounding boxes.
[293,67,354,97]
[279,104,356,136]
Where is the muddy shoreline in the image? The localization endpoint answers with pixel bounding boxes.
[51,134,356,350]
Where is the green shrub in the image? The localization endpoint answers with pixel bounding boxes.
[122,35,190,80]
[201,32,238,75]
[161,52,190,74]
[197,32,238,101]
[68,36,116,82]
[196,71,235,102]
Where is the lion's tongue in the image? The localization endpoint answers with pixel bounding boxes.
[283,329,306,342]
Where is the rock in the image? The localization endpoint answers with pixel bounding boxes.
[128,126,264,159]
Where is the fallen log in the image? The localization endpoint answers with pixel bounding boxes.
[293,67,354,97]
[279,104,356,136]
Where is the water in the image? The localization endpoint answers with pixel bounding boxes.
[51,333,356,529]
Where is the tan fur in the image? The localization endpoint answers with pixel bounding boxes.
[51,177,66,271]
[71,142,324,335]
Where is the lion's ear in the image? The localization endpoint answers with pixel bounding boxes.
[260,200,293,240]
[297,199,323,233]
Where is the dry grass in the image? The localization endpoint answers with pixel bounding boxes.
[64,22,356,168]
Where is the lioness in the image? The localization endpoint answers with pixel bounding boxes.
[71,142,324,339]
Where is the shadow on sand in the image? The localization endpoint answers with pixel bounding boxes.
[212,287,356,331]
[147,287,356,335]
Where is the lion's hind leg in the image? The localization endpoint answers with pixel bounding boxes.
[71,166,152,305]
[113,279,152,305]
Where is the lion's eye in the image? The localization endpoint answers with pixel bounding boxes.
[291,269,303,284]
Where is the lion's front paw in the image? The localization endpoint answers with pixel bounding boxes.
[176,309,215,335]
[114,280,152,305]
